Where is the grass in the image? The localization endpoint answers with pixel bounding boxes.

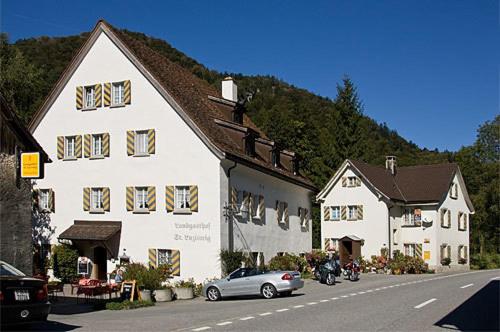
[105,300,155,310]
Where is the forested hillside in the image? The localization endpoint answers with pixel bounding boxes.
[1,29,497,257]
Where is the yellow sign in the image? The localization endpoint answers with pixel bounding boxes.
[423,251,431,260]
[21,152,40,178]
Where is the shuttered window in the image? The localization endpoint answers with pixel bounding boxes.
[331,206,340,220]
[65,136,76,158]
[135,187,148,210]
[128,129,155,156]
[347,205,358,220]
[91,188,103,211]
[92,134,103,156]
[112,82,125,105]
[135,131,148,155]
[39,189,50,211]
[175,186,190,209]
[84,86,95,109]
[404,243,416,257]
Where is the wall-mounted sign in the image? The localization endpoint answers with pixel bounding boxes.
[77,256,91,275]
[20,152,42,178]
[423,251,431,260]
[424,238,430,243]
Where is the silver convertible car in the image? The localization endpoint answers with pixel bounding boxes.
[202,268,304,301]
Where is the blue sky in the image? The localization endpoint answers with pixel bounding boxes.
[2,1,498,151]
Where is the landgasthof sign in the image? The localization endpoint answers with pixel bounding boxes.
[20,152,41,178]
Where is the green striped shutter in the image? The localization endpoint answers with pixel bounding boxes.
[341,206,347,220]
[75,135,82,158]
[166,186,174,212]
[357,205,363,220]
[94,84,102,107]
[189,185,198,212]
[323,206,330,221]
[76,86,83,109]
[147,187,156,211]
[147,129,155,154]
[103,187,110,212]
[83,188,90,211]
[415,244,423,258]
[126,187,134,211]
[103,83,111,106]
[57,136,64,159]
[124,80,131,104]
[148,248,157,269]
[84,134,91,158]
[103,133,110,157]
[171,250,180,276]
[126,131,135,155]
[49,189,55,212]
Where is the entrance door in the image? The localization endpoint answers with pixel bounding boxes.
[340,240,353,266]
[93,246,107,280]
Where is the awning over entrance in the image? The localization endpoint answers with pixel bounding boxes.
[339,235,363,242]
[59,220,122,259]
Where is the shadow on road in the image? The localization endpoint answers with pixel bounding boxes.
[434,280,499,331]
[205,292,306,302]
[3,321,81,332]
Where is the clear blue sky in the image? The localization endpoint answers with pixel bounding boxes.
[2,1,498,151]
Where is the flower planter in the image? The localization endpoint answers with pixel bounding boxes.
[154,288,173,302]
[140,290,152,302]
[174,287,194,300]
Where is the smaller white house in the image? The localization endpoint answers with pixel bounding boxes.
[317,157,474,272]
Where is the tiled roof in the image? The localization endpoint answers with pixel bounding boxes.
[59,220,121,241]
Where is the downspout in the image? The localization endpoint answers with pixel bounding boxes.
[226,162,237,252]
[387,205,393,259]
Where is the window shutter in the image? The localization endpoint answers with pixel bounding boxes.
[458,246,462,261]
[103,133,110,157]
[447,210,451,227]
[324,238,331,251]
[171,250,180,276]
[84,134,91,158]
[124,80,131,104]
[303,208,309,227]
[126,186,134,211]
[94,84,102,107]
[440,209,445,227]
[75,135,82,158]
[323,206,330,221]
[415,244,422,258]
[49,189,55,213]
[464,214,467,231]
[103,83,111,106]
[148,248,157,269]
[189,185,198,212]
[57,136,64,159]
[127,130,135,156]
[83,187,90,211]
[356,177,362,186]
[248,193,254,218]
[103,187,110,212]
[165,186,174,212]
[258,195,265,220]
[284,202,289,223]
[76,86,83,109]
[447,246,451,260]
[147,186,156,211]
[147,129,155,154]
[242,191,250,213]
[357,205,363,220]
[464,246,468,260]
[341,177,347,187]
[341,206,347,220]
[231,187,238,213]
[276,200,281,223]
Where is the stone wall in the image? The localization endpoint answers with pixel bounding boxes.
[0,153,33,274]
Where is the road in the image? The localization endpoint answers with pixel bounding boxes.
[10,269,500,331]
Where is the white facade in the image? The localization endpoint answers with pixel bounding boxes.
[31,24,312,282]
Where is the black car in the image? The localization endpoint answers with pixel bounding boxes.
[0,261,51,326]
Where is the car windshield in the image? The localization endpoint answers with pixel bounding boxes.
[0,262,26,276]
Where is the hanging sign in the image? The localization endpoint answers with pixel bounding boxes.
[20,152,42,178]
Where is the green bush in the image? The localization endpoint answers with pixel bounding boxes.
[220,249,244,275]
[123,263,147,282]
[106,300,154,310]
[268,254,307,272]
[441,257,451,266]
[50,245,79,283]
[388,252,427,274]
[122,263,163,290]
[470,253,500,269]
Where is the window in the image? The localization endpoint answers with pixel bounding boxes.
[252,194,259,218]
[92,134,103,156]
[458,212,467,231]
[157,249,172,266]
[331,206,341,221]
[348,176,357,187]
[347,205,358,220]
[392,229,398,245]
[450,183,458,199]
[65,136,76,158]
[135,187,148,210]
[39,189,50,211]
[175,186,190,210]
[84,86,95,108]
[441,208,451,228]
[135,131,148,155]
[404,243,416,257]
[229,268,246,279]
[403,208,421,226]
[91,188,103,211]
[112,82,125,105]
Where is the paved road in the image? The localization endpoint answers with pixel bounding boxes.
[9,269,500,331]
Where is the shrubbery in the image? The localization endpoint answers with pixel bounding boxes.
[268,253,307,272]
[388,252,428,274]
[220,249,245,275]
[106,300,154,310]
[50,244,79,283]
[470,253,500,269]
[122,263,165,290]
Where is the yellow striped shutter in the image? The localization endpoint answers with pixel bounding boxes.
[231,187,238,212]
[49,189,55,212]
[242,191,250,213]
[284,202,289,223]
[341,177,347,187]
[189,185,198,212]
[248,194,254,217]
[147,129,155,154]
[341,206,347,220]
[76,86,83,109]
[171,250,180,276]
[103,187,110,212]
[440,209,444,226]
[103,83,111,106]
[83,188,90,211]
[148,248,157,269]
[303,208,309,227]
[57,136,64,159]
[103,133,110,157]
[323,206,330,220]
[357,205,363,220]
[258,195,265,220]
[165,186,175,212]
[457,246,462,261]
[124,80,131,104]
[147,186,156,211]
[415,244,423,258]
[324,238,330,251]
[84,134,91,158]
[126,131,135,156]
[275,201,281,223]
[75,135,82,158]
[94,84,102,107]
[356,177,362,186]
[126,187,134,211]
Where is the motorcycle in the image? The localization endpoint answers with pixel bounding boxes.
[313,259,328,280]
[319,261,341,286]
[343,260,360,281]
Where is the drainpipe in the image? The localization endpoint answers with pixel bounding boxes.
[387,205,393,259]
[226,162,237,252]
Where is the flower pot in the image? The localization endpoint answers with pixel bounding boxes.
[140,290,152,302]
[174,287,194,300]
[154,288,173,302]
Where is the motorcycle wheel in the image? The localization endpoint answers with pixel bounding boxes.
[326,273,335,286]
[350,272,359,281]
[314,270,321,280]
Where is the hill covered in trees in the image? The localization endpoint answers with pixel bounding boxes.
[1,28,497,255]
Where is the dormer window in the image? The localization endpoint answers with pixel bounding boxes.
[292,156,300,175]
[450,182,458,199]
[244,132,256,157]
[271,145,281,167]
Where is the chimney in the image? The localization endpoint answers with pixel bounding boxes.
[222,77,238,102]
[385,156,397,175]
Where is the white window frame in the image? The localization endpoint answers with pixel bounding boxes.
[347,176,357,187]
[91,134,103,157]
[174,186,190,211]
[347,205,358,220]
[441,245,450,259]
[450,183,458,199]
[112,81,125,106]
[157,249,172,266]
[90,187,104,212]
[134,130,149,156]
[441,208,451,228]
[404,243,416,257]
[64,136,76,159]
[331,206,341,221]
[459,212,467,230]
[403,208,415,226]
[280,201,287,223]
[135,187,149,211]
[84,85,95,109]
[39,189,50,211]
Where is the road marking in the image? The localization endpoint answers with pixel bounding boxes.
[307,302,318,305]
[414,298,437,309]
[320,299,329,302]
[216,322,232,326]
[293,305,304,308]
[240,316,254,321]
[358,291,366,294]
[192,327,211,331]
[374,288,381,291]
[341,295,349,298]
[350,293,357,296]
[366,290,373,293]
[331,297,339,300]
[276,308,289,312]
[460,283,474,289]
[259,312,272,316]
[490,276,500,280]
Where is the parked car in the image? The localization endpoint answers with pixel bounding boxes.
[0,261,51,326]
[202,268,304,301]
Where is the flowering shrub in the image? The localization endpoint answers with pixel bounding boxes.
[268,254,307,272]
[388,252,428,274]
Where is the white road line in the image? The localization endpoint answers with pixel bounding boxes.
[374,288,381,291]
[307,302,318,305]
[293,305,305,308]
[320,299,329,302]
[240,316,254,321]
[358,291,366,294]
[276,308,289,312]
[331,297,339,300]
[490,276,500,280]
[216,322,232,326]
[350,293,357,296]
[259,312,272,316]
[366,290,373,293]
[341,295,349,298]
[192,327,211,331]
[460,283,474,289]
[414,298,437,309]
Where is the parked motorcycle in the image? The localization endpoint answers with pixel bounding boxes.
[313,259,328,280]
[319,261,341,286]
[343,260,360,281]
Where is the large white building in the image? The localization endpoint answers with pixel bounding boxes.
[29,20,315,282]
[317,157,474,272]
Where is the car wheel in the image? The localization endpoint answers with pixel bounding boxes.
[206,287,221,301]
[280,291,292,297]
[261,283,277,299]
[326,273,335,286]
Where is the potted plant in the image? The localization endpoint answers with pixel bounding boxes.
[174,278,195,300]
[458,257,467,265]
[153,264,173,302]
[441,257,451,266]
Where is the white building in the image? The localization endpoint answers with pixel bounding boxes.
[29,20,315,282]
[316,157,474,272]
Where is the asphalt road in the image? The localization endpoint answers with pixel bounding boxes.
[10,269,500,332]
